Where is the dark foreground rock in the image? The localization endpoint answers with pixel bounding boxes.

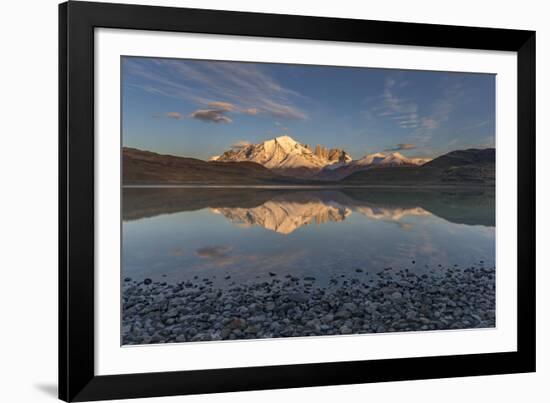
[122,266,495,345]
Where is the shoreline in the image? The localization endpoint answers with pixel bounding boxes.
[122,265,495,345]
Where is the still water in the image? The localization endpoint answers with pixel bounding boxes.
[122,187,495,286]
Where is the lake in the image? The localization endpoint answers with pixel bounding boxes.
[122,187,495,287]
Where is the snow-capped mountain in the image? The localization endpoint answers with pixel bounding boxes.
[316,152,431,180]
[213,135,351,177]
[353,151,430,168]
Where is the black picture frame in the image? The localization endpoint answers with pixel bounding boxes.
[59,1,536,401]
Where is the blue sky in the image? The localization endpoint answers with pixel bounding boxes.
[122,56,495,161]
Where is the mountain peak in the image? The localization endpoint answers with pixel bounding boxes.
[388,152,406,159]
[214,136,351,177]
[270,135,300,152]
[274,134,296,144]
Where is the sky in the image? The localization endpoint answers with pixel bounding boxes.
[122,56,495,161]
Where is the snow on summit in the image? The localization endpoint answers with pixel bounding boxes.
[214,135,351,176]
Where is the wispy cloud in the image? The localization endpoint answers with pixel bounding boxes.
[367,75,464,144]
[420,118,439,130]
[125,58,308,120]
[463,119,490,130]
[241,107,258,115]
[208,101,235,111]
[375,77,420,129]
[166,111,183,120]
[384,143,416,151]
[274,121,289,132]
[151,111,194,121]
[190,109,232,124]
[411,83,461,143]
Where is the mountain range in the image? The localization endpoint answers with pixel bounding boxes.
[211,135,429,179]
[123,135,495,186]
[317,150,432,180]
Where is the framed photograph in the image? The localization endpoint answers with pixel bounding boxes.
[59,1,535,401]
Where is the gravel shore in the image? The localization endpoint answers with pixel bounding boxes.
[122,265,495,345]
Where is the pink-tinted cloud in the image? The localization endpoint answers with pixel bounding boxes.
[207,101,235,111]
[166,111,183,120]
[190,109,232,124]
[241,107,258,115]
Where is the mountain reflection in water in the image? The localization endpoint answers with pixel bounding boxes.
[122,187,495,285]
[210,201,434,234]
[210,194,353,234]
[123,187,494,229]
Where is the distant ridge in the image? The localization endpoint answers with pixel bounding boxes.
[342,148,495,186]
[423,148,495,169]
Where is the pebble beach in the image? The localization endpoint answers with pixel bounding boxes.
[122,264,495,345]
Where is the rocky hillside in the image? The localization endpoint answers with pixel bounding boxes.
[122,147,299,185]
